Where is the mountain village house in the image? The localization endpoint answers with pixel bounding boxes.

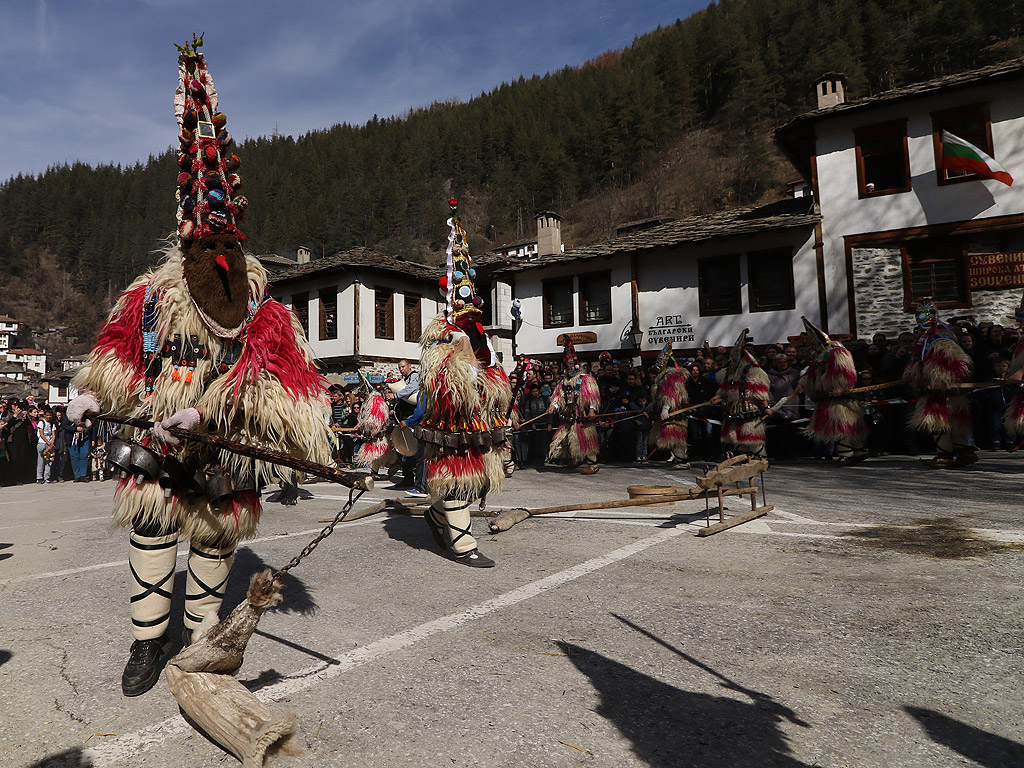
[5,348,47,375]
[0,315,19,352]
[776,59,1024,337]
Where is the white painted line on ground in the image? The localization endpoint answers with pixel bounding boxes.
[0,515,110,531]
[0,515,384,586]
[80,523,689,767]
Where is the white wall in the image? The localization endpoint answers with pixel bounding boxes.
[814,81,1024,332]
[511,228,818,357]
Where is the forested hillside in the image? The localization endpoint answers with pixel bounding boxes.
[2,0,1022,346]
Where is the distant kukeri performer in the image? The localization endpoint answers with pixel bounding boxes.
[355,380,398,477]
[67,36,332,697]
[1003,294,1024,440]
[546,337,601,474]
[713,329,770,458]
[649,341,690,468]
[799,317,868,466]
[903,301,974,468]
[408,199,512,567]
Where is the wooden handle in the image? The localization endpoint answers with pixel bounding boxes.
[98,413,373,491]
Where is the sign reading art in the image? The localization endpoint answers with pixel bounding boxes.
[556,332,598,345]
[646,314,695,347]
[967,252,1024,290]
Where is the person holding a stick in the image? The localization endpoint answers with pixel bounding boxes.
[712,329,771,459]
[546,336,602,474]
[798,317,868,466]
[903,300,975,468]
[412,199,512,567]
[649,341,690,469]
[66,36,333,696]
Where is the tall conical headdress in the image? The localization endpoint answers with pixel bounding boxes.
[562,336,579,370]
[801,316,834,349]
[913,299,938,330]
[438,198,483,322]
[727,328,756,374]
[656,340,679,372]
[173,34,248,245]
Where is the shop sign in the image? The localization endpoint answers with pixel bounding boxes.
[967,252,1024,290]
[646,315,695,346]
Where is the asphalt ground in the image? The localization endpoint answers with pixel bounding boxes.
[1,453,1022,768]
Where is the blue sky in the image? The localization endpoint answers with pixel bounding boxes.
[0,0,711,183]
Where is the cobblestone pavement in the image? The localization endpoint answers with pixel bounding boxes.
[2,452,1022,767]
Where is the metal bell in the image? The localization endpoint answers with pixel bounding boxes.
[205,471,234,509]
[105,439,134,475]
[158,455,192,497]
[128,443,163,482]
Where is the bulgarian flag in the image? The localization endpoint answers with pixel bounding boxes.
[940,130,1013,186]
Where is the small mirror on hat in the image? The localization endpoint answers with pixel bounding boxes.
[197,121,217,139]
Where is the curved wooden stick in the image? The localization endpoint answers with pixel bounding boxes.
[98,413,373,491]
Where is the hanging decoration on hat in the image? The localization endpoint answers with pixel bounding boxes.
[174,33,247,246]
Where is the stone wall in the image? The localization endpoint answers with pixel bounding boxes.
[852,246,1023,338]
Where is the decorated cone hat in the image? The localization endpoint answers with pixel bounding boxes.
[727,328,757,374]
[801,316,833,349]
[174,34,247,246]
[656,340,679,372]
[562,336,579,370]
[441,198,483,321]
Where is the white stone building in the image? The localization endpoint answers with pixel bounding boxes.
[488,200,821,361]
[5,348,47,375]
[0,315,18,352]
[268,247,444,377]
[776,60,1024,337]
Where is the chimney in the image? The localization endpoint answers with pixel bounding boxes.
[297,245,311,264]
[815,73,847,110]
[535,211,563,257]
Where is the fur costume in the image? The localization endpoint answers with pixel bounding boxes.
[799,318,866,450]
[68,39,332,667]
[649,342,689,461]
[74,243,332,543]
[412,201,511,565]
[355,390,397,472]
[903,302,973,463]
[1004,296,1024,437]
[716,330,770,456]
[547,371,601,466]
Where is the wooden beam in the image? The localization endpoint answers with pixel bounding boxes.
[697,505,774,537]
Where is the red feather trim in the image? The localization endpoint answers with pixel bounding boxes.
[93,284,147,383]
[227,300,325,400]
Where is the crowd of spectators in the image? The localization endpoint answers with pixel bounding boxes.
[0,398,111,486]
[511,316,1022,466]
[3,317,1018,485]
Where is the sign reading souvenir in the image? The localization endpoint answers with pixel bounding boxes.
[966,252,1024,290]
[556,331,598,345]
[646,315,695,346]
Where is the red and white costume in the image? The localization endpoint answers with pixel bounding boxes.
[717,330,770,457]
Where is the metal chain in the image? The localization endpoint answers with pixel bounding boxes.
[272,486,365,580]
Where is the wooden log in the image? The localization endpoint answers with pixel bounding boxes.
[487,487,758,533]
[697,505,773,536]
[316,500,388,524]
[164,667,302,767]
[627,484,679,508]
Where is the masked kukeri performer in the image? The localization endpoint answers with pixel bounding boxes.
[1003,294,1024,442]
[903,301,974,468]
[67,36,332,696]
[649,341,690,468]
[410,199,512,567]
[546,337,601,474]
[799,317,868,466]
[355,382,398,477]
[713,329,770,458]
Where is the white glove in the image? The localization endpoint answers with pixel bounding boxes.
[151,407,202,446]
[660,405,670,420]
[67,394,101,427]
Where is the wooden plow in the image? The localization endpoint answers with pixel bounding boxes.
[486,455,772,536]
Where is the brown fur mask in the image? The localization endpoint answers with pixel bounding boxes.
[182,233,250,335]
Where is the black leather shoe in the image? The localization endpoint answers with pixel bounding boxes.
[452,548,495,568]
[121,635,173,697]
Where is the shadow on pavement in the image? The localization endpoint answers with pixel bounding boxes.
[27,747,93,767]
[227,546,318,616]
[381,510,444,555]
[0,649,10,667]
[906,706,1024,767]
